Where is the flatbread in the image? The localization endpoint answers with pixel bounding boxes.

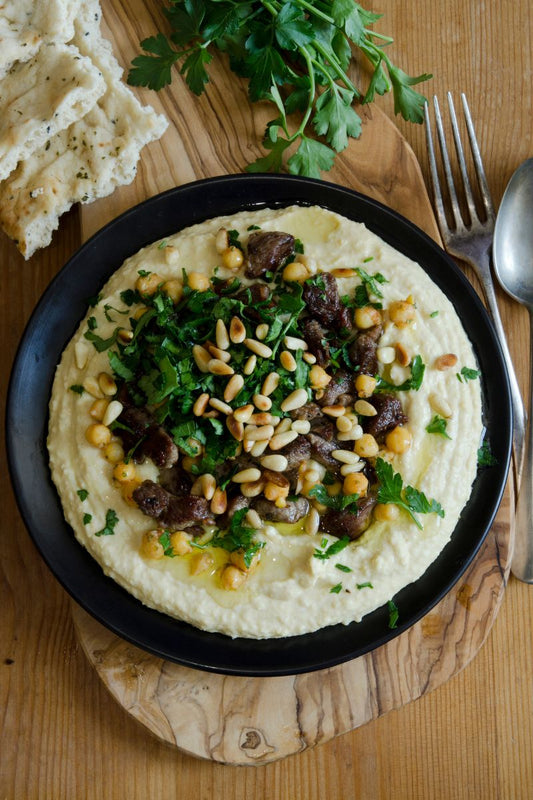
[0,0,78,78]
[0,42,106,182]
[0,0,168,258]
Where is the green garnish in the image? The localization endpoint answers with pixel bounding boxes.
[478,439,497,467]
[375,457,444,530]
[335,563,352,573]
[354,266,388,299]
[77,488,89,501]
[357,581,373,590]
[387,599,399,629]
[82,513,92,525]
[456,366,480,383]
[375,354,425,392]
[313,536,351,561]
[425,414,451,439]
[210,508,264,568]
[94,509,119,537]
[308,484,360,512]
[330,583,343,594]
[127,0,431,177]
[429,310,439,318]
[159,530,177,557]
[69,384,84,395]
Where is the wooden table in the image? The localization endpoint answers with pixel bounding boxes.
[2,0,532,796]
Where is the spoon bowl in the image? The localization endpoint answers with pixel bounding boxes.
[493,157,533,582]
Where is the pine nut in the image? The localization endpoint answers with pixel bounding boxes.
[241,479,265,497]
[435,353,458,370]
[207,344,231,363]
[354,399,377,416]
[102,400,123,427]
[243,355,257,375]
[215,227,229,253]
[260,454,288,472]
[331,267,356,278]
[250,439,269,457]
[304,507,320,535]
[208,358,234,376]
[244,338,272,358]
[193,344,211,373]
[74,342,89,370]
[340,462,365,476]
[82,376,104,399]
[246,509,263,529]
[209,398,233,415]
[118,328,134,344]
[224,374,244,402]
[255,323,269,340]
[280,388,308,412]
[377,346,396,364]
[332,449,360,465]
[303,352,317,364]
[253,393,272,411]
[226,415,245,441]
[250,412,274,426]
[395,342,410,367]
[291,419,311,434]
[280,350,297,372]
[210,488,227,515]
[244,424,274,442]
[230,316,246,344]
[200,473,216,501]
[284,335,308,351]
[275,417,293,434]
[89,398,108,421]
[337,424,364,442]
[98,372,117,396]
[233,404,254,422]
[322,404,346,417]
[262,371,280,397]
[429,392,452,419]
[232,468,262,483]
[304,468,321,484]
[193,393,210,416]
[269,430,298,450]
[336,415,353,433]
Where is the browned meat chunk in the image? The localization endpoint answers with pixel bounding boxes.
[116,406,179,469]
[246,231,295,278]
[303,272,352,331]
[291,402,322,422]
[319,494,377,540]
[218,493,251,529]
[309,414,336,441]
[363,393,408,440]
[133,480,213,529]
[159,465,193,497]
[252,496,309,523]
[302,318,330,366]
[282,435,312,485]
[317,369,354,407]
[307,432,340,470]
[348,324,383,376]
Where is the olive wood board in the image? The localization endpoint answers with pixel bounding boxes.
[72,0,514,766]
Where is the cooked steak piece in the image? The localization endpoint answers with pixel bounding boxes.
[159,465,193,497]
[309,414,336,441]
[116,406,179,469]
[282,435,312,485]
[252,496,309,524]
[319,494,377,540]
[246,231,295,278]
[133,480,213,529]
[362,393,408,440]
[302,318,330,366]
[303,272,352,331]
[290,402,322,422]
[306,432,341,470]
[237,282,274,321]
[317,369,354,407]
[348,324,383,376]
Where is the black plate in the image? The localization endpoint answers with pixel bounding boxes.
[6,174,512,677]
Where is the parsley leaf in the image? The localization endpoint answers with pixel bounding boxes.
[94,509,119,537]
[375,354,425,392]
[313,536,351,560]
[457,366,481,383]
[425,414,451,439]
[210,508,264,568]
[478,439,497,467]
[387,599,399,629]
[375,457,444,530]
[308,484,360,512]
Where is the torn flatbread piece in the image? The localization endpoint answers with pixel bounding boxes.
[0,42,106,182]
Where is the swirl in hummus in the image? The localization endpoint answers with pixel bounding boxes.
[47,205,483,638]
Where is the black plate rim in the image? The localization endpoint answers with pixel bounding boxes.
[6,173,512,677]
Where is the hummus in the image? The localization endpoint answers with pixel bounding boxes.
[48,205,483,638]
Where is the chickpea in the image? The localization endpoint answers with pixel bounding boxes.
[104,441,125,464]
[140,530,165,560]
[343,472,369,497]
[385,425,412,454]
[220,564,247,591]
[355,373,377,398]
[309,364,332,390]
[374,502,400,522]
[169,530,193,556]
[326,480,343,497]
[230,549,261,573]
[135,272,163,296]
[354,433,379,459]
[187,271,210,292]
[163,279,183,304]
[221,246,244,271]
[282,261,310,283]
[121,479,142,506]
[113,460,136,483]
[85,423,111,449]
[389,300,416,328]
[354,305,381,330]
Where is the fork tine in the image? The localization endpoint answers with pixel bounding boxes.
[460,93,496,222]
[446,92,478,223]
[423,101,448,230]
[432,95,463,230]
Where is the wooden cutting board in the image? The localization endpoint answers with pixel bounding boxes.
[72,0,513,765]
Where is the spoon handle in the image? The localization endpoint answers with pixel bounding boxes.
[511,310,533,582]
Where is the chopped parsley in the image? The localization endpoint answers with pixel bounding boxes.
[375,354,425,392]
[478,439,497,467]
[82,513,92,525]
[313,536,351,561]
[387,600,399,629]
[357,582,373,590]
[456,366,480,383]
[335,563,353,573]
[330,583,343,594]
[308,485,360,512]
[94,509,119,537]
[77,488,89,502]
[375,458,444,530]
[210,508,264,568]
[425,414,451,439]
[69,384,84,395]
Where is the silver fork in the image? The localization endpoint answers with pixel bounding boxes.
[424,92,525,480]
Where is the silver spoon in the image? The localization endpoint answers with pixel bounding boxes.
[493,158,533,583]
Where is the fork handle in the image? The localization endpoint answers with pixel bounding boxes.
[473,250,526,483]
[511,309,533,582]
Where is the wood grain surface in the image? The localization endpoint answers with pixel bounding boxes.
[2,0,532,797]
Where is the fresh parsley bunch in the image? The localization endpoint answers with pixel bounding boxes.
[128,0,432,177]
